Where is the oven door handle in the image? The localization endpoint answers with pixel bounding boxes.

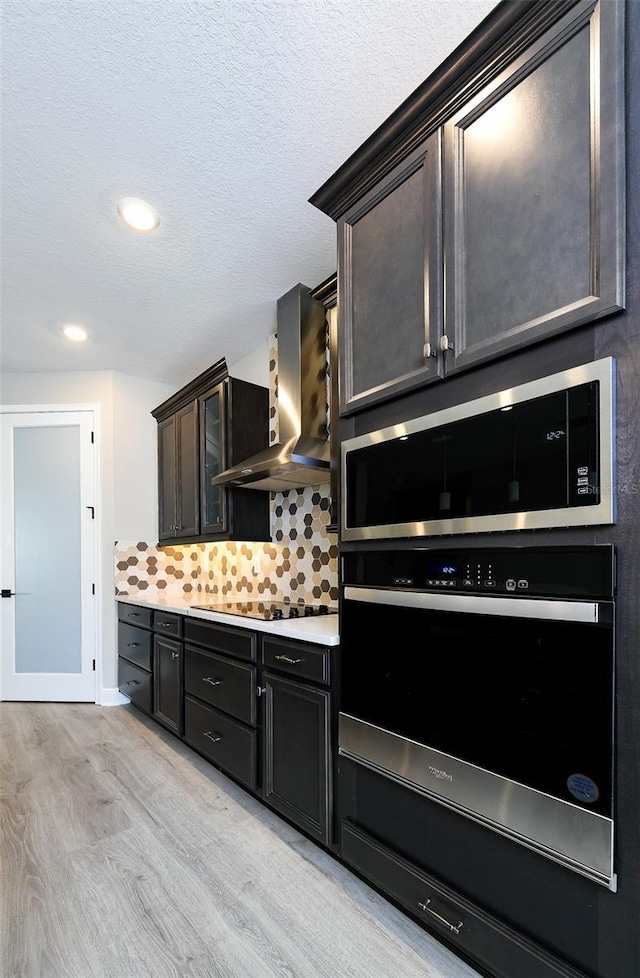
[343,586,602,624]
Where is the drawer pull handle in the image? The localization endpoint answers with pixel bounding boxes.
[274,654,303,665]
[417,900,464,935]
[128,613,140,618]
[202,677,223,686]
[126,680,139,687]
[159,622,173,628]
[171,651,180,659]
[127,642,140,648]
[203,731,223,744]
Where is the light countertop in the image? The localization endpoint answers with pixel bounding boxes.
[116,593,340,646]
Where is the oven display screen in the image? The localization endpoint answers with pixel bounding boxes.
[428,563,457,576]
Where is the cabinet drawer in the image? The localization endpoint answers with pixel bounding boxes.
[262,637,330,686]
[117,621,152,671]
[117,603,152,629]
[184,695,257,791]
[184,618,257,662]
[154,610,183,638]
[185,645,255,726]
[118,657,152,714]
[341,821,585,978]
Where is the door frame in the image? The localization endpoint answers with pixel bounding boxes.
[0,403,102,703]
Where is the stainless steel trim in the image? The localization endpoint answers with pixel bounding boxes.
[344,585,601,624]
[342,357,616,540]
[339,714,615,889]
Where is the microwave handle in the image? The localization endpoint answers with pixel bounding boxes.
[343,586,601,624]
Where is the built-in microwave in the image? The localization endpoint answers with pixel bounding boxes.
[342,357,616,541]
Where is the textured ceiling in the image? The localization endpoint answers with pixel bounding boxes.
[1,0,498,389]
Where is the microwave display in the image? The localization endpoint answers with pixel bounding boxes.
[342,358,615,540]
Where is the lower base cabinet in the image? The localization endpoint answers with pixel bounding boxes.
[119,603,337,850]
[118,656,153,714]
[262,672,331,845]
[184,694,257,791]
[153,635,183,735]
[341,821,589,978]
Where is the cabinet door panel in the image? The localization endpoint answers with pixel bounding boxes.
[158,417,177,541]
[338,132,443,415]
[443,0,625,373]
[153,636,183,735]
[199,383,227,535]
[176,402,199,538]
[262,672,330,843]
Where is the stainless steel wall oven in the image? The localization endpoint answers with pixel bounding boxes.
[339,545,616,889]
[341,357,616,541]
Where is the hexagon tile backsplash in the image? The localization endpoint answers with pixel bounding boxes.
[114,486,338,604]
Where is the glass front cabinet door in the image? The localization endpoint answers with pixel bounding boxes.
[199,382,227,536]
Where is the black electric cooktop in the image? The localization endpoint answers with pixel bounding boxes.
[190,600,337,621]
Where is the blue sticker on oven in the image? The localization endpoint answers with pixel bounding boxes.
[567,774,599,804]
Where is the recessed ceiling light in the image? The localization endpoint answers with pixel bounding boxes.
[61,324,89,342]
[116,197,161,233]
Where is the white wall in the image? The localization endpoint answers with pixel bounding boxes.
[112,372,176,540]
[229,338,270,388]
[0,370,174,699]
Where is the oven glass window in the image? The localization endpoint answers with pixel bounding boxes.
[341,600,613,816]
[346,382,599,528]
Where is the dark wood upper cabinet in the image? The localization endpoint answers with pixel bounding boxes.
[441,0,625,374]
[337,133,443,414]
[153,358,270,545]
[310,0,625,416]
[157,400,199,542]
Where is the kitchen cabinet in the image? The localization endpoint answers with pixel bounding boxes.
[117,602,154,714]
[157,401,199,542]
[198,374,270,541]
[152,357,270,545]
[183,617,259,791]
[117,601,339,848]
[261,637,333,846]
[336,133,443,414]
[312,0,625,415]
[152,610,184,735]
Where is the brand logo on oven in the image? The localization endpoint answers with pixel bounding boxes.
[428,765,453,783]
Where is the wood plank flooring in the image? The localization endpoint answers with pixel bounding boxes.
[0,703,482,978]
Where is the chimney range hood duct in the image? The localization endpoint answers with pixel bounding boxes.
[211,283,330,492]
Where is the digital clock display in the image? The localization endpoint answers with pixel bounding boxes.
[428,563,457,576]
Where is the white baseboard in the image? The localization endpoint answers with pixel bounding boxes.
[99,688,130,706]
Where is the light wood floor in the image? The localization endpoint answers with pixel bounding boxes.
[0,702,482,978]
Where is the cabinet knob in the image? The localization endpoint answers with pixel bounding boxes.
[126,680,139,687]
[175,525,182,532]
[127,642,139,648]
[171,651,180,659]
[439,334,454,353]
[423,342,437,360]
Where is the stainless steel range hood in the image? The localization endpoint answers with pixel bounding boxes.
[211,282,330,492]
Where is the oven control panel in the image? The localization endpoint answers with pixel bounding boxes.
[343,545,615,600]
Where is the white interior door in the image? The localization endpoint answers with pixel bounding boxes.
[0,410,97,701]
